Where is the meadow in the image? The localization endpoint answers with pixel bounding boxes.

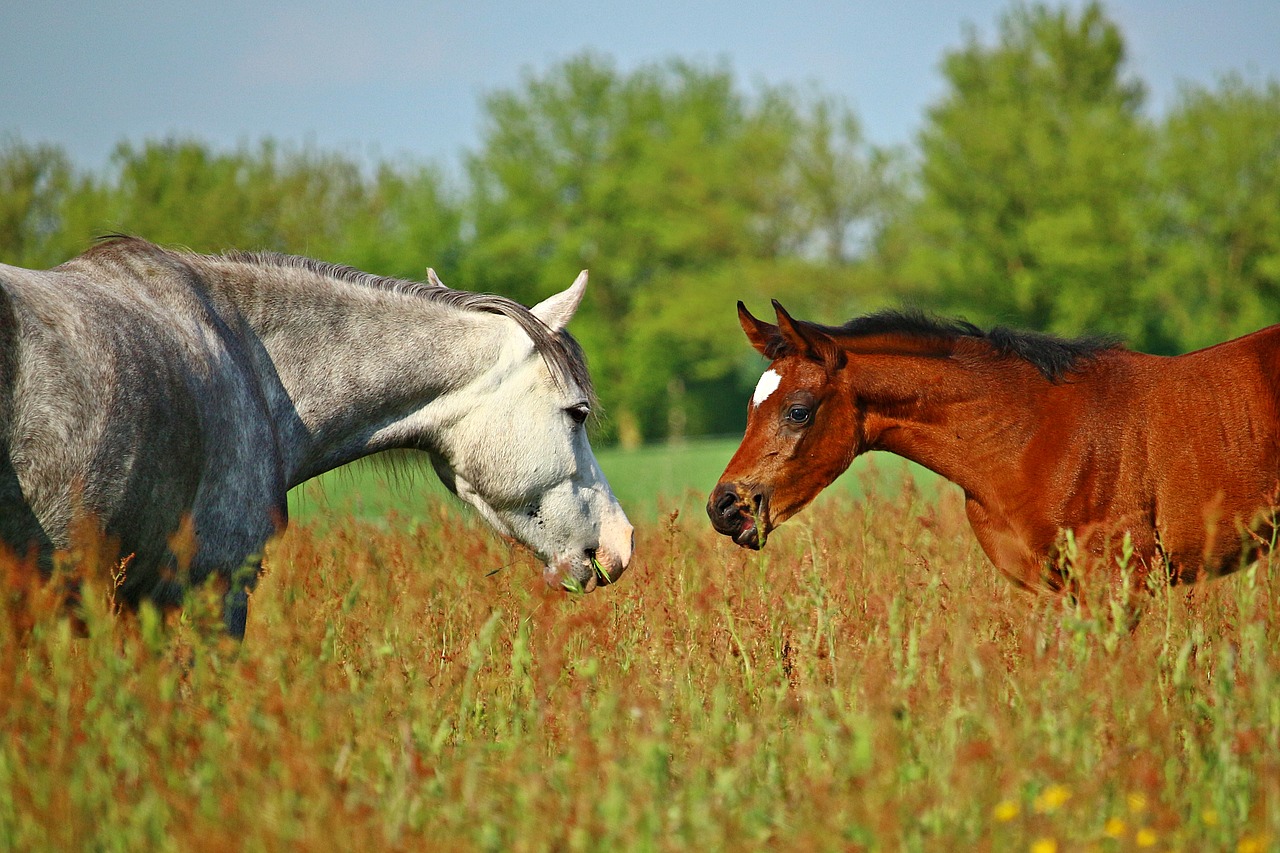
[2,440,1277,851]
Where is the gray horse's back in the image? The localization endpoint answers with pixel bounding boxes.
[0,242,285,614]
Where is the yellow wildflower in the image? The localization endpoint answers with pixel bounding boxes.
[1103,817,1127,839]
[1238,835,1271,853]
[1033,784,1071,814]
[1135,827,1157,847]
[1030,839,1058,853]
[1201,808,1220,827]
[1127,792,1148,814]
[993,799,1020,822]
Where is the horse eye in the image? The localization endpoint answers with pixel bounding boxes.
[785,405,811,425]
[566,403,590,425]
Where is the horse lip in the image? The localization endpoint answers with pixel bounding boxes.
[732,499,766,549]
[541,553,605,593]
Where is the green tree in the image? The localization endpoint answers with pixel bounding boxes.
[1141,76,1280,351]
[333,162,463,283]
[788,97,904,264]
[901,2,1153,339]
[465,54,796,301]
[0,137,76,267]
[97,139,366,254]
[465,53,899,442]
[627,258,893,439]
[464,54,801,443]
[56,138,461,280]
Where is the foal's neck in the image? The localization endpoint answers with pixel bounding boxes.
[852,344,1053,499]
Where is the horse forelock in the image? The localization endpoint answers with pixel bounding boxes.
[480,297,595,405]
[827,308,1123,382]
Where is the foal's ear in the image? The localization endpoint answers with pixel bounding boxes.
[738,301,778,357]
[531,271,588,333]
[773,300,844,367]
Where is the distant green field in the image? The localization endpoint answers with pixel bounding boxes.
[287,436,942,525]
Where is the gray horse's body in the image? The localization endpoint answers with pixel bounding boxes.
[0,237,631,636]
[2,241,285,632]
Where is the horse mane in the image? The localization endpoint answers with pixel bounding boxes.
[825,307,1124,382]
[219,249,594,400]
[86,237,594,400]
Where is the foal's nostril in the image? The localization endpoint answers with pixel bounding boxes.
[715,489,740,518]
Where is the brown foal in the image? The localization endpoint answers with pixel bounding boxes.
[708,302,1280,594]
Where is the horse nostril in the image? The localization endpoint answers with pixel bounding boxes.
[715,489,739,518]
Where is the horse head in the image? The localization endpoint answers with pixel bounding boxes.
[426,272,634,591]
[708,300,859,549]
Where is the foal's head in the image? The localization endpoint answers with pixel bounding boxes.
[708,301,858,549]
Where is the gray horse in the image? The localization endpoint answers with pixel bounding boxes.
[0,237,633,637]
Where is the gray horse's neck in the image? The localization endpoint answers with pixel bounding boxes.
[191,255,502,487]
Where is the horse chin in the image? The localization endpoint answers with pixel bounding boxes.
[734,518,763,550]
[541,554,599,593]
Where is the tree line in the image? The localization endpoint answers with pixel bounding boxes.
[3,2,1278,445]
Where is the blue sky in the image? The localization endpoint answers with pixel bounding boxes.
[2,1,1277,174]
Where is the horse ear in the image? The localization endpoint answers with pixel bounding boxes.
[531,271,587,333]
[738,301,778,357]
[773,300,844,366]
[426,268,447,288]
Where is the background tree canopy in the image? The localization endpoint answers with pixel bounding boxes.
[2,1,1278,445]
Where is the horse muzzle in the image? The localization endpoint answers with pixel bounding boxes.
[542,526,634,593]
[707,483,770,550]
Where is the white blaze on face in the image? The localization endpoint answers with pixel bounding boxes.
[753,369,782,408]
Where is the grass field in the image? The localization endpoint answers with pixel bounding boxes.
[3,442,1278,851]
[287,436,937,525]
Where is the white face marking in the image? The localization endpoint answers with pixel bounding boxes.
[753,369,782,408]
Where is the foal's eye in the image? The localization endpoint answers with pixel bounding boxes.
[785,405,811,425]
[566,403,590,425]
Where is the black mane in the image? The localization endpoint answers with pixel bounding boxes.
[826,308,1124,382]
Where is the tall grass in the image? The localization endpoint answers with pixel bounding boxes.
[2,483,1277,851]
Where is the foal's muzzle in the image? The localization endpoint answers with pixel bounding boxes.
[707,483,767,550]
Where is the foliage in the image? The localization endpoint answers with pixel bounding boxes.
[3,3,1280,438]
[464,55,793,307]
[1142,76,1280,351]
[789,96,907,265]
[0,137,464,283]
[0,137,79,268]
[463,54,899,443]
[624,258,892,439]
[899,1,1155,340]
[2,485,1278,850]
